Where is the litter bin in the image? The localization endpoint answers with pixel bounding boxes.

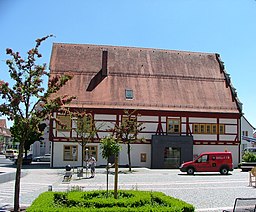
[77,167,83,178]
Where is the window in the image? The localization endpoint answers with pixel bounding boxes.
[242,131,248,136]
[83,146,98,161]
[200,124,205,134]
[167,118,180,134]
[40,142,46,148]
[197,155,208,163]
[193,124,200,134]
[219,124,225,134]
[206,124,211,134]
[64,145,78,161]
[192,123,225,134]
[212,124,217,134]
[125,89,133,100]
[57,115,71,131]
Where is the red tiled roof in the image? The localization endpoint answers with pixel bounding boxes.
[49,43,241,114]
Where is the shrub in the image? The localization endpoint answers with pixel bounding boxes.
[27,190,195,212]
[242,152,256,162]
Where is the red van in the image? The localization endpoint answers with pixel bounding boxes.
[179,152,233,175]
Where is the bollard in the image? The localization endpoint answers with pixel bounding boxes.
[48,185,52,191]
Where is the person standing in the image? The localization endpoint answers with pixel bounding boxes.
[88,155,96,178]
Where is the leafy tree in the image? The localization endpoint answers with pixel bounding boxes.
[105,110,144,199]
[114,110,145,171]
[0,35,75,211]
[242,152,256,162]
[100,135,121,197]
[73,111,98,167]
[0,134,3,152]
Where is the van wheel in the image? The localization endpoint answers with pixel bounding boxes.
[220,167,229,175]
[187,167,194,175]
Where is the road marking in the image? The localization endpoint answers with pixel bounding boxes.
[196,206,232,211]
[67,180,248,187]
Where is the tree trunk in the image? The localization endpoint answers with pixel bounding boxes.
[81,142,84,167]
[114,155,118,199]
[128,143,131,172]
[14,140,25,212]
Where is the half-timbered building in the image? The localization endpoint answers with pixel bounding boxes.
[49,43,242,168]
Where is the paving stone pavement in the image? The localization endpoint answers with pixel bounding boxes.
[0,167,64,211]
[0,167,255,212]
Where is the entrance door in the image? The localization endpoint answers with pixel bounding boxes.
[164,147,181,168]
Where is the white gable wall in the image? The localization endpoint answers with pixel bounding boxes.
[241,116,255,160]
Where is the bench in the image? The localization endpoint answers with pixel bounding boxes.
[223,198,256,212]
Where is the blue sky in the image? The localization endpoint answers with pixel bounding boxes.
[0,0,256,128]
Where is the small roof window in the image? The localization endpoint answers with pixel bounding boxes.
[125,89,133,100]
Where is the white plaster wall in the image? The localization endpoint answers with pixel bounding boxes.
[240,116,255,160]
[94,114,116,120]
[137,133,149,140]
[32,120,50,157]
[32,141,41,157]
[193,145,239,168]
[162,123,166,132]
[97,132,112,138]
[56,131,70,138]
[219,135,237,141]
[181,124,186,133]
[225,125,237,134]
[143,122,158,133]
[189,117,217,123]
[52,142,151,168]
[219,119,237,124]
[137,116,158,122]
[118,144,151,168]
[193,134,217,141]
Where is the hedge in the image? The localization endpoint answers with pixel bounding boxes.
[27,190,195,212]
